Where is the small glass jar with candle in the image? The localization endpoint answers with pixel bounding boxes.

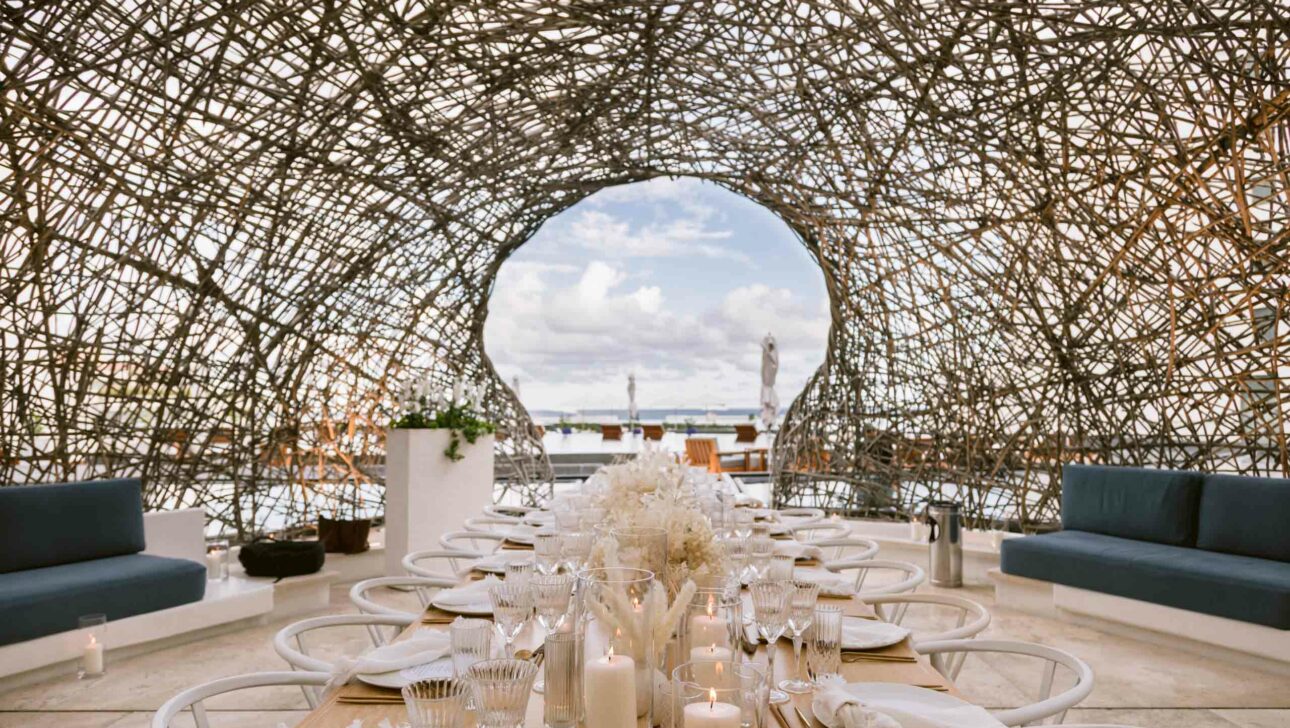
[206,539,229,581]
[682,589,743,663]
[77,614,107,679]
[672,660,766,728]
[574,567,656,728]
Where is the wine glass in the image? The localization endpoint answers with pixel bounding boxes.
[780,580,820,694]
[533,530,563,575]
[530,573,574,693]
[749,579,790,704]
[748,536,775,580]
[766,553,796,581]
[488,583,533,657]
[505,560,534,590]
[733,509,755,539]
[559,531,593,573]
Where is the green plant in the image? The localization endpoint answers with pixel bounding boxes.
[390,378,496,461]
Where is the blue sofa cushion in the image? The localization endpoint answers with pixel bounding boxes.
[1001,530,1290,629]
[1060,464,1203,546]
[1198,474,1290,562]
[0,554,206,646]
[0,479,147,573]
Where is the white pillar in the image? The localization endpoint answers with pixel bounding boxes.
[384,429,495,576]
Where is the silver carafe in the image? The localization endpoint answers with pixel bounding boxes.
[927,500,963,587]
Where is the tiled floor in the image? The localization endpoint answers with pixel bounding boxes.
[1,582,1286,727]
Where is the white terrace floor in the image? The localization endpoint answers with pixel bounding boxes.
[1,579,1286,728]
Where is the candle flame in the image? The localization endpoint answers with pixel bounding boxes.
[607,644,614,661]
[715,661,724,678]
[88,634,97,647]
[709,687,717,708]
[707,595,716,618]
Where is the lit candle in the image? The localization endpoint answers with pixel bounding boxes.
[206,551,223,579]
[682,687,741,728]
[83,634,104,676]
[688,644,735,688]
[689,596,730,649]
[583,645,636,728]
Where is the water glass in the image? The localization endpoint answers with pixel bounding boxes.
[542,631,581,728]
[578,506,606,530]
[533,530,563,575]
[467,658,539,728]
[767,553,796,581]
[807,604,844,681]
[402,678,467,727]
[749,580,789,704]
[450,618,493,710]
[505,560,534,590]
[748,536,775,580]
[531,573,575,632]
[781,580,821,694]
[733,509,755,539]
[489,583,533,656]
[553,509,581,531]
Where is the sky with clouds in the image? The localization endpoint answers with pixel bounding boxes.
[484,177,830,414]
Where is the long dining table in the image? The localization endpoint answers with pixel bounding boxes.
[296,543,962,728]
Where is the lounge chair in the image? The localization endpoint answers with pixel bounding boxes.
[601,424,623,440]
[642,424,665,441]
[734,424,758,443]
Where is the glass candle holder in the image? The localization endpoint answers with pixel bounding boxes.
[77,614,107,679]
[542,631,582,728]
[609,526,670,592]
[672,660,765,728]
[402,678,467,727]
[683,589,743,660]
[575,566,656,727]
[206,539,229,581]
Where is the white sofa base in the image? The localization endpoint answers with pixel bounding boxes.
[988,568,1290,675]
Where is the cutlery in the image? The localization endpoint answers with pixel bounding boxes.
[769,701,792,728]
[794,703,818,727]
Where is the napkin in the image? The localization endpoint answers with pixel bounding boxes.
[812,675,1005,728]
[433,575,502,607]
[326,630,451,691]
[842,618,910,649]
[474,552,531,572]
[796,567,856,597]
[774,542,824,561]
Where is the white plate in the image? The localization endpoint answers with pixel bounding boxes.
[357,656,455,689]
[430,596,494,616]
[474,551,533,574]
[841,618,909,650]
[504,528,536,545]
[822,683,1004,728]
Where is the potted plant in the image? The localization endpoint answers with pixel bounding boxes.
[558,418,573,435]
[684,417,697,436]
[390,377,496,461]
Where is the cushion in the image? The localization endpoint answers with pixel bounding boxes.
[0,479,147,573]
[1197,473,1290,562]
[1060,464,1203,546]
[1001,530,1290,629]
[0,554,206,646]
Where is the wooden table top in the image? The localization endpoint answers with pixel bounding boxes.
[297,558,961,727]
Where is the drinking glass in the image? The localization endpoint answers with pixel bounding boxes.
[542,631,581,728]
[489,583,533,656]
[575,567,657,725]
[531,573,575,632]
[553,509,581,531]
[749,579,790,704]
[722,536,750,585]
[559,531,593,573]
[748,536,775,580]
[467,658,539,728]
[402,678,467,727]
[505,560,534,590]
[750,522,773,539]
[450,618,493,710]
[807,604,844,682]
[780,580,821,693]
[77,614,107,679]
[578,506,607,531]
[767,553,796,581]
[733,509,755,539]
[533,530,563,575]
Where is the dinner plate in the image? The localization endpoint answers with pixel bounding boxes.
[474,551,533,574]
[841,617,909,650]
[504,528,537,545]
[357,656,455,689]
[430,596,494,616]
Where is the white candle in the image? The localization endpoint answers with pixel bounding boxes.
[689,644,735,688]
[689,597,730,649]
[682,689,741,728]
[584,646,637,728]
[206,551,223,579]
[83,635,104,676]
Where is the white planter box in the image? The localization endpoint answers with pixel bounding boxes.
[384,429,495,576]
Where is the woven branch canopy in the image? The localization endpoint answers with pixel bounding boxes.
[2,2,1287,537]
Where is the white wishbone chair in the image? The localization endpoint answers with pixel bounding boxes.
[824,558,925,596]
[403,547,486,579]
[916,639,1094,726]
[439,529,508,553]
[864,593,990,677]
[812,536,880,562]
[464,516,527,532]
[774,507,826,526]
[273,614,416,707]
[789,521,852,543]
[152,671,330,728]
[349,575,458,619]
[483,503,536,522]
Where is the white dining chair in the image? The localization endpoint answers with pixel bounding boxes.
[865,593,990,676]
[439,529,508,553]
[915,639,1095,726]
[349,575,458,618]
[483,503,535,522]
[789,521,852,543]
[273,614,416,706]
[152,671,330,728]
[774,507,826,526]
[824,558,925,595]
[812,536,880,562]
[464,516,526,532]
[403,548,486,579]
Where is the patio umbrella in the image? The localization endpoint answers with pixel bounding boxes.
[627,372,639,423]
[760,333,780,429]
[511,375,520,397]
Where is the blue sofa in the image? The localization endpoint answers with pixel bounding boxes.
[1001,465,1290,629]
[0,479,207,646]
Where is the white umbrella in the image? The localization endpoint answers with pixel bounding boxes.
[511,375,521,397]
[760,333,780,429]
[627,372,639,422]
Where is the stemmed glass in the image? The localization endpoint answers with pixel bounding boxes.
[488,583,533,657]
[748,536,776,580]
[450,618,493,711]
[767,553,796,581]
[533,530,563,575]
[749,579,790,705]
[780,580,821,694]
[733,509,755,539]
[530,573,574,692]
[559,532,593,574]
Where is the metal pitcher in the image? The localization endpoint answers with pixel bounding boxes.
[926,500,963,587]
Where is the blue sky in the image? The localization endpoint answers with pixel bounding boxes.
[484,177,830,412]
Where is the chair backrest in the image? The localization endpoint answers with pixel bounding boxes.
[403,548,486,578]
[350,575,458,617]
[824,558,925,595]
[685,438,718,468]
[0,479,146,573]
[440,530,507,553]
[865,593,991,651]
[734,424,758,442]
[465,516,526,533]
[601,424,623,440]
[274,613,417,692]
[642,424,665,441]
[914,639,1094,726]
[775,507,826,526]
[813,536,879,562]
[1196,472,1290,562]
[152,671,331,728]
[791,521,851,543]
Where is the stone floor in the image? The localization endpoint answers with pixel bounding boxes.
[1,580,1287,727]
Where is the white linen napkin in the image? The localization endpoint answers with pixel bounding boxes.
[842,618,910,650]
[812,675,1005,728]
[474,552,531,572]
[433,575,502,607]
[774,542,824,561]
[326,630,451,692]
[796,567,856,597]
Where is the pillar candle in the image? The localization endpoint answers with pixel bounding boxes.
[584,647,636,728]
[682,689,741,728]
[689,612,730,650]
[83,635,104,675]
[688,646,735,689]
